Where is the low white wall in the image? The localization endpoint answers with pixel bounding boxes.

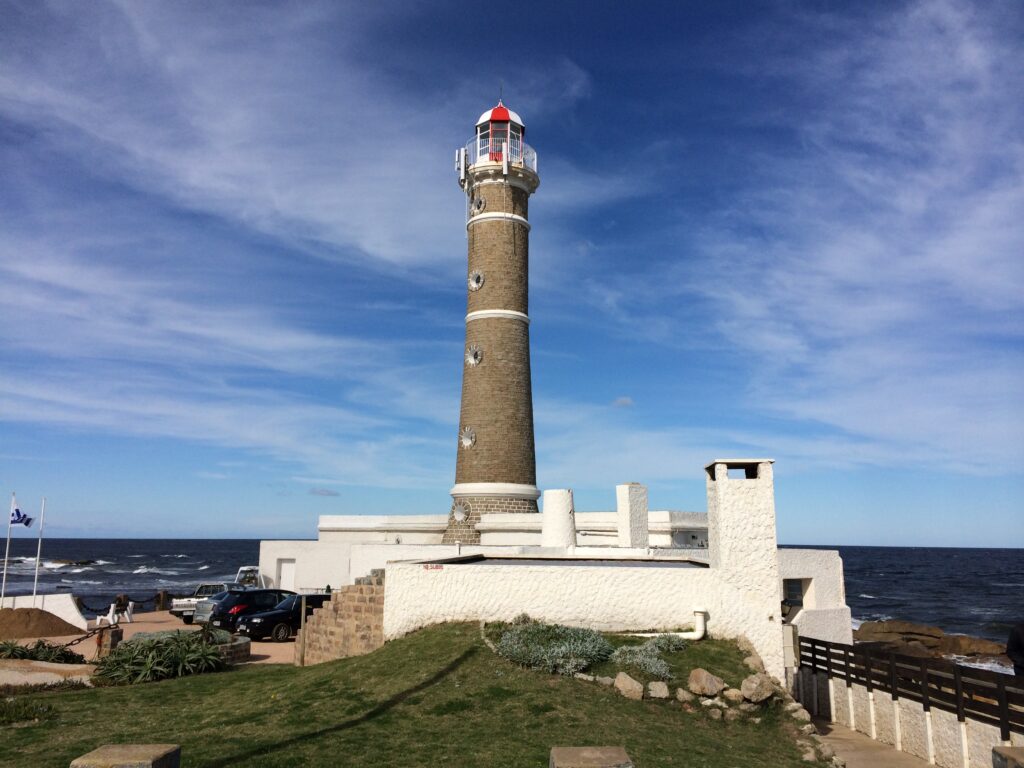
[779,548,853,645]
[796,668,1020,768]
[0,593,88,631]
[383,559,786,679]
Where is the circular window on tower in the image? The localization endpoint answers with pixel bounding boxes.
[468,270,485,291]
[452,502,468,522]
[471,196,486,214]
[465,344,483,367]
[459,426,476,449]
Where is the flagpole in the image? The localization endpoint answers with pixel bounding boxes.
[32,497,46,608]
[1,494,13,606]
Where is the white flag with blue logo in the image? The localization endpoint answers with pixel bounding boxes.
[10,499,32,527]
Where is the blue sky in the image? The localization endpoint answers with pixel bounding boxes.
[1,1,1021,545]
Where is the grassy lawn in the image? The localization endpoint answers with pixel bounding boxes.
[1,623,819,767]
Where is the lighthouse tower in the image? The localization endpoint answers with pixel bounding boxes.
[444,102,541,544]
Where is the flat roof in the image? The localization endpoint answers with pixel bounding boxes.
[419,555,706,569]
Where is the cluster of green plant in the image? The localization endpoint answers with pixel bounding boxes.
[0,640,85,665]
[609,635,688,680]
[93,631,225,685]
[0,697,53,726]
[495,615,613,676]
[132,628,232,645]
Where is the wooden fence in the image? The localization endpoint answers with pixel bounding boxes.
[799,636,1024,740]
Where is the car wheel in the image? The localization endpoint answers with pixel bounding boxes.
[182,615,194,625]
[271,622,292,643]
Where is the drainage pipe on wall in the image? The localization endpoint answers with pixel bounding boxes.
[628,608,707,641]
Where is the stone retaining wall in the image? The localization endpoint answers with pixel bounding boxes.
[218,636,251,665]
[296,570,385,666]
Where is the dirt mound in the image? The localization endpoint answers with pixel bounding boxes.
[0,608,83,640]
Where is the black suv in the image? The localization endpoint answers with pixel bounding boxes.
[203,589,296,633]
[236,593,330,642]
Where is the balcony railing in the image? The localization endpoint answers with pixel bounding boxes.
[462,136,537,173]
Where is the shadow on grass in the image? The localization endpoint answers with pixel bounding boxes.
[204,647,478,767]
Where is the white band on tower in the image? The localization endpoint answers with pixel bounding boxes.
[465,310,530,324]
[450,483,541,500]
[466,212,531,230]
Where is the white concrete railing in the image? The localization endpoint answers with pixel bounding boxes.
[0,593,89,630]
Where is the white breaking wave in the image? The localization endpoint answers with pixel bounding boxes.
[859,594,877,599]
[132,566,180,576]
[948,655,1014,675]
[197,565,210,570]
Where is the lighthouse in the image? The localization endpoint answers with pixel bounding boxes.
[444,102,541,543]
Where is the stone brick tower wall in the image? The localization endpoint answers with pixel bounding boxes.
[444,106,541,544]
[295,569,385,666]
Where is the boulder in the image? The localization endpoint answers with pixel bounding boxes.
[707,707,723,721]
[738,702,758,713]
[596,676,615,686]
[740,673,775,703]
[854,620,943,649]
[722,688,745,704]
[614,672,644,701]
[647,681,670,699]
[701,697,727,709]
[790,706,812,722]
[687,668,726,697]
[675,688,696,703]
[743,655,765,673]
[938,634,1006,657]
[574,673,596,682]
[723,708,743,722]
[800,723,818,735]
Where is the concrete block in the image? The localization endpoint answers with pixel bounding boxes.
[549,746,634,768]
[70,744,181,768]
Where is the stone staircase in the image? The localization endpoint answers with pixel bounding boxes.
[295,569,385,666]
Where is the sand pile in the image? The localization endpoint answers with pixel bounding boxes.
[0,608,83,639]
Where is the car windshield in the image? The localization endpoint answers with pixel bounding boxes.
[208,591,229,601]
[274,595,297,610]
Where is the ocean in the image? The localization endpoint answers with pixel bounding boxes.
[1,539,1021,644]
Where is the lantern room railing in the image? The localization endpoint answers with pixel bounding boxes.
[462,136,537,173]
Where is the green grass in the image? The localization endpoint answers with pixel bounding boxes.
[0,623,820,767]
[589,634,751,688]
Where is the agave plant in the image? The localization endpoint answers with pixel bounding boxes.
[0,639,85,665]
[93,631,225,685]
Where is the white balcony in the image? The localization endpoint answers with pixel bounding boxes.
[460,136,537,173]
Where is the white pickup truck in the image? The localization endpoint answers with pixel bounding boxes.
[170,582,237,624]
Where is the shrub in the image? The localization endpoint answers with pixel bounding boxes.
[0,640,86,665]
[496,619,613,676]
[93,631,225,685]
[610,635,687,680]
[0,697,53,726]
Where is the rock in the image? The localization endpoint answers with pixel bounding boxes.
[549,746,635,768]
[784,701,803,713]
[790,706,812,722]
[831,757,846,768]
[723,709,742,722]
[738,702,758,713]
[751,717,761,724]
[687,668,726,697]
[743,654,765,673]
[614,672,644,701]
[707,707,723,721]
[854,620,943,649]
[701,697,727,709]
[800,723,817,735]
[682,703,696,713]
[818,743,835,760]
[722,688,745,704]
[596,676,615,686]
[574,673,596,682]
[938,634,1007,656]
[675,688,696,703]
[801,749,817,762]
[740,673,775,703]
[647,681,670,699]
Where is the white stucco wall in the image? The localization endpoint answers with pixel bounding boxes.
[383,559,787,679]
[0,593,88,631]
[778,547,853,644]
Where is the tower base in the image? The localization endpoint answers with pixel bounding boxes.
[442,496,539,544]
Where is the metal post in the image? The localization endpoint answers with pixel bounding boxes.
[1,494,14,604]
[298,594,307,667]
[31,497,46,607]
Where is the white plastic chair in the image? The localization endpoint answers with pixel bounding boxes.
[122,601,135,623]
[96,603,118,627]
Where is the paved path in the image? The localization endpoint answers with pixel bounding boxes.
[814,720,930,768]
